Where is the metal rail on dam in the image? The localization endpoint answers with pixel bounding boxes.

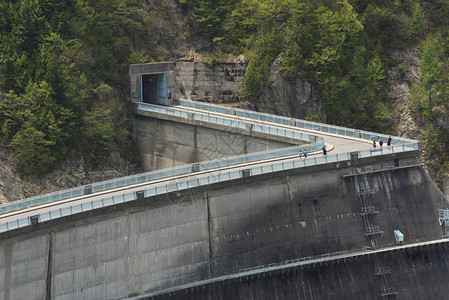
[0,100,418,233]
[0,100,446,300]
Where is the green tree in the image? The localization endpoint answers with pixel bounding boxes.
[10,122,56,175]
[80,105,115,166]
[410,36,448,119]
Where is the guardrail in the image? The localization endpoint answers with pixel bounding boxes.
[178,99,418,147]
[0,142,417,233]
[0,103,322,216]
[0,101,418,231]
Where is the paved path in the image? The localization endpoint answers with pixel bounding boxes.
[0,104,402,230]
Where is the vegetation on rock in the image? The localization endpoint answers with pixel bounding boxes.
[1,0,449,186]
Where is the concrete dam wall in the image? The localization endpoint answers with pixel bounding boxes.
[153,241,449,300]
[133,112,296,172]
[0,151,446,300]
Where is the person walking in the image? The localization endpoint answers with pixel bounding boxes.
[373,140,377,148]
[303,149,308,158]
[299,149,303,159]
[387,136,392,147]
[379,140,383,148]
[322,146,327,155]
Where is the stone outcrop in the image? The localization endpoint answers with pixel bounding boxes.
[254,57,326,121]
[174,60,326,122]
[0,147,139,203]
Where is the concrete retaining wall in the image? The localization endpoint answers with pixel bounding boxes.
[134,114,294,171]
[0,152,446,299]
[174,62,246,103]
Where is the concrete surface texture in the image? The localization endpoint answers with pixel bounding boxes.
[151,241,449,300]
[174,62,246,103]
[134,114,295,172]
[129,62,177,106]
[0,152,446,300]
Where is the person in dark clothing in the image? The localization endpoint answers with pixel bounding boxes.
[322,146,327,155]
[387,136,392,146]
[379,140,383,148]
[303,149,308,158]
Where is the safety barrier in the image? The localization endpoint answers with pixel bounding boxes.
[0,142,417,233]
[179,99,418,148]
[0,103,321,216]
[0,101,418,230]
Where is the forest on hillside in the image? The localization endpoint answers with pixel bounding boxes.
[0,0,449,186]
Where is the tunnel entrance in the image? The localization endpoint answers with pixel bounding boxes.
[141,74,166,105]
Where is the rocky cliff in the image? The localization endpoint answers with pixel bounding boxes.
[0,146,139,203]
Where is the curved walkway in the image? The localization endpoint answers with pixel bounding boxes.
[0,100,418,233]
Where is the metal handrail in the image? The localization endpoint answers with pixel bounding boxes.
[0,143,418,233]
[0,103,321,216]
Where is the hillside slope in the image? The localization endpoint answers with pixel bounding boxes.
[1,0,448,201]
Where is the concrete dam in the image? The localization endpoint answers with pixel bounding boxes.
[0,62,448,300]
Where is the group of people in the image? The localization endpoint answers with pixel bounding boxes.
[299,146,327,159]
[373,136,392,148]
[299,135,392,159]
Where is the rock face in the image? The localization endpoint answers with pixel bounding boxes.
[388,49,421,138]
[174,60,326,121]
[253,58,326,121]
[0,147,139,203]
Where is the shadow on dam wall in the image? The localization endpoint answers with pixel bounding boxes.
[205,155,445,276]
[0,152,447,300]
[153,242,449,300]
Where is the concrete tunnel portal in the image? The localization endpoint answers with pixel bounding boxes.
[141,73,167,105]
